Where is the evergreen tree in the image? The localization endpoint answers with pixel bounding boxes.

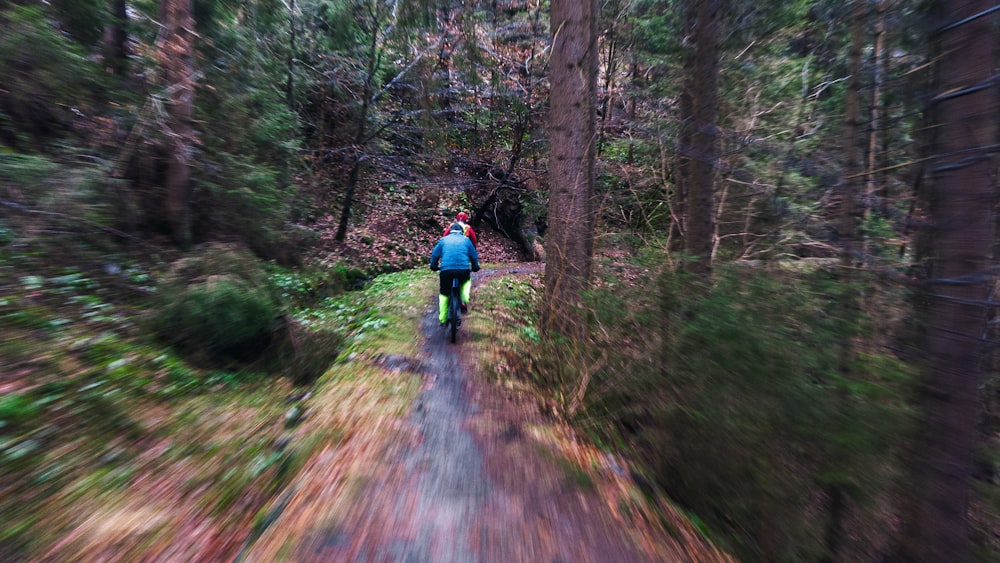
[543,0,598,340]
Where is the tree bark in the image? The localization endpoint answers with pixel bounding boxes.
[673,0,697,246]
[286,0,296,109]
[542,0,598,340]
[106,0,129,76]
[626,54,638,165]
[683,0,721,275]
[840,0,865,268]
[863,0,887,261]
[896,1,998,560]
[597,12,619,157]
[157,0,197,248]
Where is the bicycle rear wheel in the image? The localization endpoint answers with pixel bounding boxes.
[448,291,462,344]
[448,283,461,343]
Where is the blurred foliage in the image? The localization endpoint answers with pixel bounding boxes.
[269,262,368,309]
[573,261,918,562]
[0,0,990,559]
[295,267,431,359]
[185,3,301,258]
[152,245,280,360]
[0,231,365,558]
[155,277,279,359]
[50,0,109,47]
[0,5,102,148]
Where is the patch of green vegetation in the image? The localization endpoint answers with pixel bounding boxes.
[0,513,38,553]
[549,449,595,491]
[154,279,278,358]
[0,220,12,246]
[0,246,335,559]
[268,262,368,308]
[0,393,41,427]
[578,261,919,561]
[466,273,542,385]
[305,267,432,359]
[1,306,54,331]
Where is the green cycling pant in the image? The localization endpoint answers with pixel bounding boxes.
[438,280,472,324]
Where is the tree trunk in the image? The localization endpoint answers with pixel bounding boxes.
[157,0,197,248]
[683,0,721,275]
[335,1,381,242]
[597,21,618,157]
[673,0,697,246]
[878,9,893,221]
[626,55,638,165]
[896,1,998,560]
[286,0,296,109]
[840,0,864,268]
[542,0,597,340]
[106,0,129,76]
[863,1,886,261]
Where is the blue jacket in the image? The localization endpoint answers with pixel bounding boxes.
[430,232,480,272]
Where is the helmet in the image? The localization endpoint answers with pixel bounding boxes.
[449,223,464,233]
[456,212,469,222]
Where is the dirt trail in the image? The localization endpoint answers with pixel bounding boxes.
[241,267,720,562]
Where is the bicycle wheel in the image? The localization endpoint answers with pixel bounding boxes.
[449,292,459,343]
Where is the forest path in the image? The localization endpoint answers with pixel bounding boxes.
[240,265,719,562]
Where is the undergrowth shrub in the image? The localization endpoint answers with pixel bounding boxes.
[578,261,917,562]
[156,279,278,359]
[0,151,114,233]
[153,244,280,361]
[154,244,348,380]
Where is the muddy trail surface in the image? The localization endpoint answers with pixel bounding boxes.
[241,266,720,562]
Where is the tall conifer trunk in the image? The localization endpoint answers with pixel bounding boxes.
[157,0,196,247]
[897,1,998,559]
[841,0,864,268]
[286,0,296,108]
[542,0,598,339]
[683,0,721,275]
[673,0,696,245]
[107,0,129,76]
[864,1,887,235]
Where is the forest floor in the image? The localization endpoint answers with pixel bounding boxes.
[238,265,729,562]
[2,171,730,560]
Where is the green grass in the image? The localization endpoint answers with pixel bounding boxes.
[299,267,434,359]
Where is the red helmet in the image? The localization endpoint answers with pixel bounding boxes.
[456,212,469,222]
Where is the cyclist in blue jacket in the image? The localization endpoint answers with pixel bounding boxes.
[430,223,480,325]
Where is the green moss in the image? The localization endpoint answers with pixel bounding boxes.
[0,394,41,426]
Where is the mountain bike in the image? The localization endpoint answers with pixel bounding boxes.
[446,277,462,343]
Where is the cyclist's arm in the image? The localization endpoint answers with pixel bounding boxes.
[430,240,443,270]
[468,240,480,271]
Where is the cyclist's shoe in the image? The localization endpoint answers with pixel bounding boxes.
[460,303,468,314]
